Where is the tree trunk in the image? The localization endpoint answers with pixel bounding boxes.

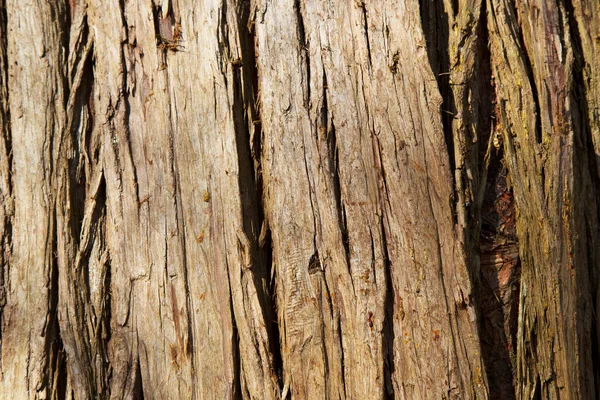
[0,0,598,399]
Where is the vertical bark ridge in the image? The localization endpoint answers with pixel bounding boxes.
[436,0,515,395]
[369,2,488,397]
[254,0,337,396]
[254,0,490,397]
[55,0,116,393]
[487,0,599,397]
[1,1,69,398]
[84,1,141,396]
[215,1,281,398]
[245,2,286,387]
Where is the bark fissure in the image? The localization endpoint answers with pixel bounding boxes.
[479,144,520,399]
[0,0,13,365]
[321,70,351,281]
[564,0,600,391]
[47,214,65,398]
[294,0,311,108]
[380,213,395,400]
[359,1,372,68]
[418,0,456,213]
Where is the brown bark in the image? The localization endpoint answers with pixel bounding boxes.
[0,0,598,399]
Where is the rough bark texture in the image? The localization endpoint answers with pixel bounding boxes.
[0,0,598,399]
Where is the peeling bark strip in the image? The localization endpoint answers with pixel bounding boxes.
[0,0,599,399]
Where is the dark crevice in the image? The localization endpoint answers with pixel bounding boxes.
[419,1,520,397]
[230,0,283,390]
[327,125,351,278]
[478,5,521,371]
[473,2,495,211]
[151,3,162,42]
[59,3,71,113]
[0,0,13,351]
[101,248,113,396]
[340,204,351,278]
[318,278,333,391]
[50,9,74,387]
[358,2,372,67]
[321,69,351,280]
[76,164,101,300]
[64,1,114,394]
[74,36,93,185]
[54,347,68,400]
[470,6,518,398]
[471,1,494,192]
[587,221,600,396]
[64,15,112,396]
[451,0,459,17]
[325,86,351,279]
[133,358,144,399]
[370,113,395,398]
[0,0,11,191]
[245,3,283,386]
[68,45,95,249]
[294,0,311,108]
[334,308,347,399]
[417,0,447,77]
[308,250,321,274]
[217,0,230,73]
[479,144,519,399]
[532,375,542,400]
[380,215,395,399]
[152,1,180,52]
[225,255,243,399]
[417,0,456,224]
[46,217,66,398]
[564,0,600,393]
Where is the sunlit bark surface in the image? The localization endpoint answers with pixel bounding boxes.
[0,0,598,399]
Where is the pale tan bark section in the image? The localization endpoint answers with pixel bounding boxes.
[164,0,279,397]
[254,1,345,397]
[255,0,488,398]
[84,0,220,397]
[364,3,487,397]
[0,1,67,398]
[65,0,280,398]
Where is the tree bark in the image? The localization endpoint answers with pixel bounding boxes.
[0,0,598,399]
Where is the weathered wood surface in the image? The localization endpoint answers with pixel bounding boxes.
[0,0,598,399]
